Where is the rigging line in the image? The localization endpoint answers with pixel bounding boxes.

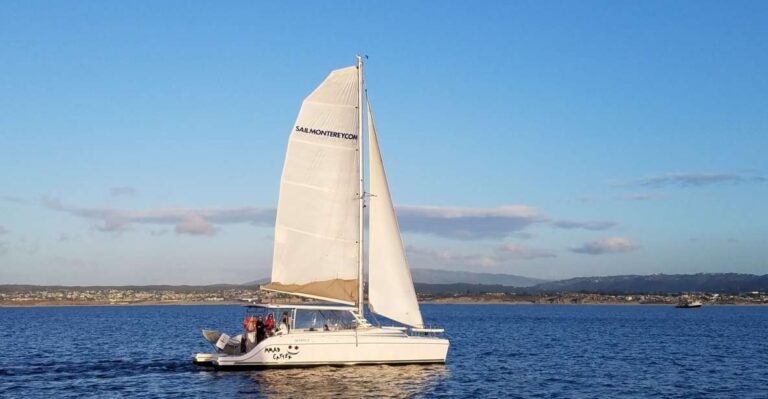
[356,54,365,317]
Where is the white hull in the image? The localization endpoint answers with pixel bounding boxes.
[195,327,448,368]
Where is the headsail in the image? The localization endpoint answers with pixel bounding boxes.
[264,65,361,305]
[366,97,424,328]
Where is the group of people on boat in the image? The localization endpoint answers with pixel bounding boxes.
[240,311,291,353]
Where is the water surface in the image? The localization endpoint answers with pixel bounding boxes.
[1,304,766,398]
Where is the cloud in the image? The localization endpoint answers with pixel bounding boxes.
[407,242,556,270]
[636,172,765,187]
[570,237,638,255]
[41,196,275,236]
[510,232,534,240]
[397,205,546,239]
[408,247,498,269]
[0,226,8,235]
[496,242,557,260]
[175,214,217,236]
[41,198,547,240]
[552,220,615,231]
[110,186,138,197]
[614,193,658,201]
[0,241,6,256]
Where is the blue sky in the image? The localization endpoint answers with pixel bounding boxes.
[1,1,766,285]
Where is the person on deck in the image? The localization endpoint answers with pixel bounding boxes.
[264,313,275,336]
[242,315,257,353]
[281,311,292,333]
[255,314,266,344]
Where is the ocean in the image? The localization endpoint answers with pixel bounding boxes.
[1,304,766,398]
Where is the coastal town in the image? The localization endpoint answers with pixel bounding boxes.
[0,286,262,306]
[1,286,766,307]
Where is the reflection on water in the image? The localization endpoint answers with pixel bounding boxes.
[215,365,449,398]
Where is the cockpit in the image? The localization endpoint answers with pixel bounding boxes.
[245,303,368,335]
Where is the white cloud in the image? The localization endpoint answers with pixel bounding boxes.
[42,198,546,240]
[571,237,638,255]
[175,214,217,236]
[41,196,275,236]
[497,242,557,260]
[42,197,628,249]
[397,204,546,239]
[407,242,556,270]
[552,220,615,231]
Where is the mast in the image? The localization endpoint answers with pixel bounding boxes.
[356,54,365,316]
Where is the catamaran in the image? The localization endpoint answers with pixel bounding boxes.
[193,56,449,368]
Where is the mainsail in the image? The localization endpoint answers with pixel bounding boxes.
[366,97,424,328]
[264,65,361,305]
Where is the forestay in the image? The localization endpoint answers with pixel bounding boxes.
[264,66,361,305]
[366,97,424,328]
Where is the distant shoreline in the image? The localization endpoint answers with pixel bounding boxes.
[0,301,245,308]
[424,301,768,306]
[2,300,766,308]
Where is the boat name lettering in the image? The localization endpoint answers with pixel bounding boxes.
[295,126,357,140]
[269,345,300,361]
[272,353,293,361]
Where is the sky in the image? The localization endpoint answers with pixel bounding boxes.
[1,1,767,285]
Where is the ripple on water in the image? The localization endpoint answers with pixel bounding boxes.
[1,305,767,398]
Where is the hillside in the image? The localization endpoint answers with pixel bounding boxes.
[5,273,766,297]
[410,268,547,287]
[414,282,520,295]
[528,273,768,294]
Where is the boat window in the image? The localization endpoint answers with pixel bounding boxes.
[294,310,356,331]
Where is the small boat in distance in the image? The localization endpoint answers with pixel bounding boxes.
[193,56,449,368]
[676,296,703,308]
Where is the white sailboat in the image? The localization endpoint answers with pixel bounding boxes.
[193,56,449,368]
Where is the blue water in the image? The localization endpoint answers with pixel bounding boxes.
[1,304,767,398]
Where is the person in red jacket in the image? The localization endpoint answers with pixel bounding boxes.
[241,315,257,353]
[264,313,275,336]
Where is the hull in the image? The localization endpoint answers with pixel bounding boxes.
[676,300,703,308]
[194,327,448,369]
